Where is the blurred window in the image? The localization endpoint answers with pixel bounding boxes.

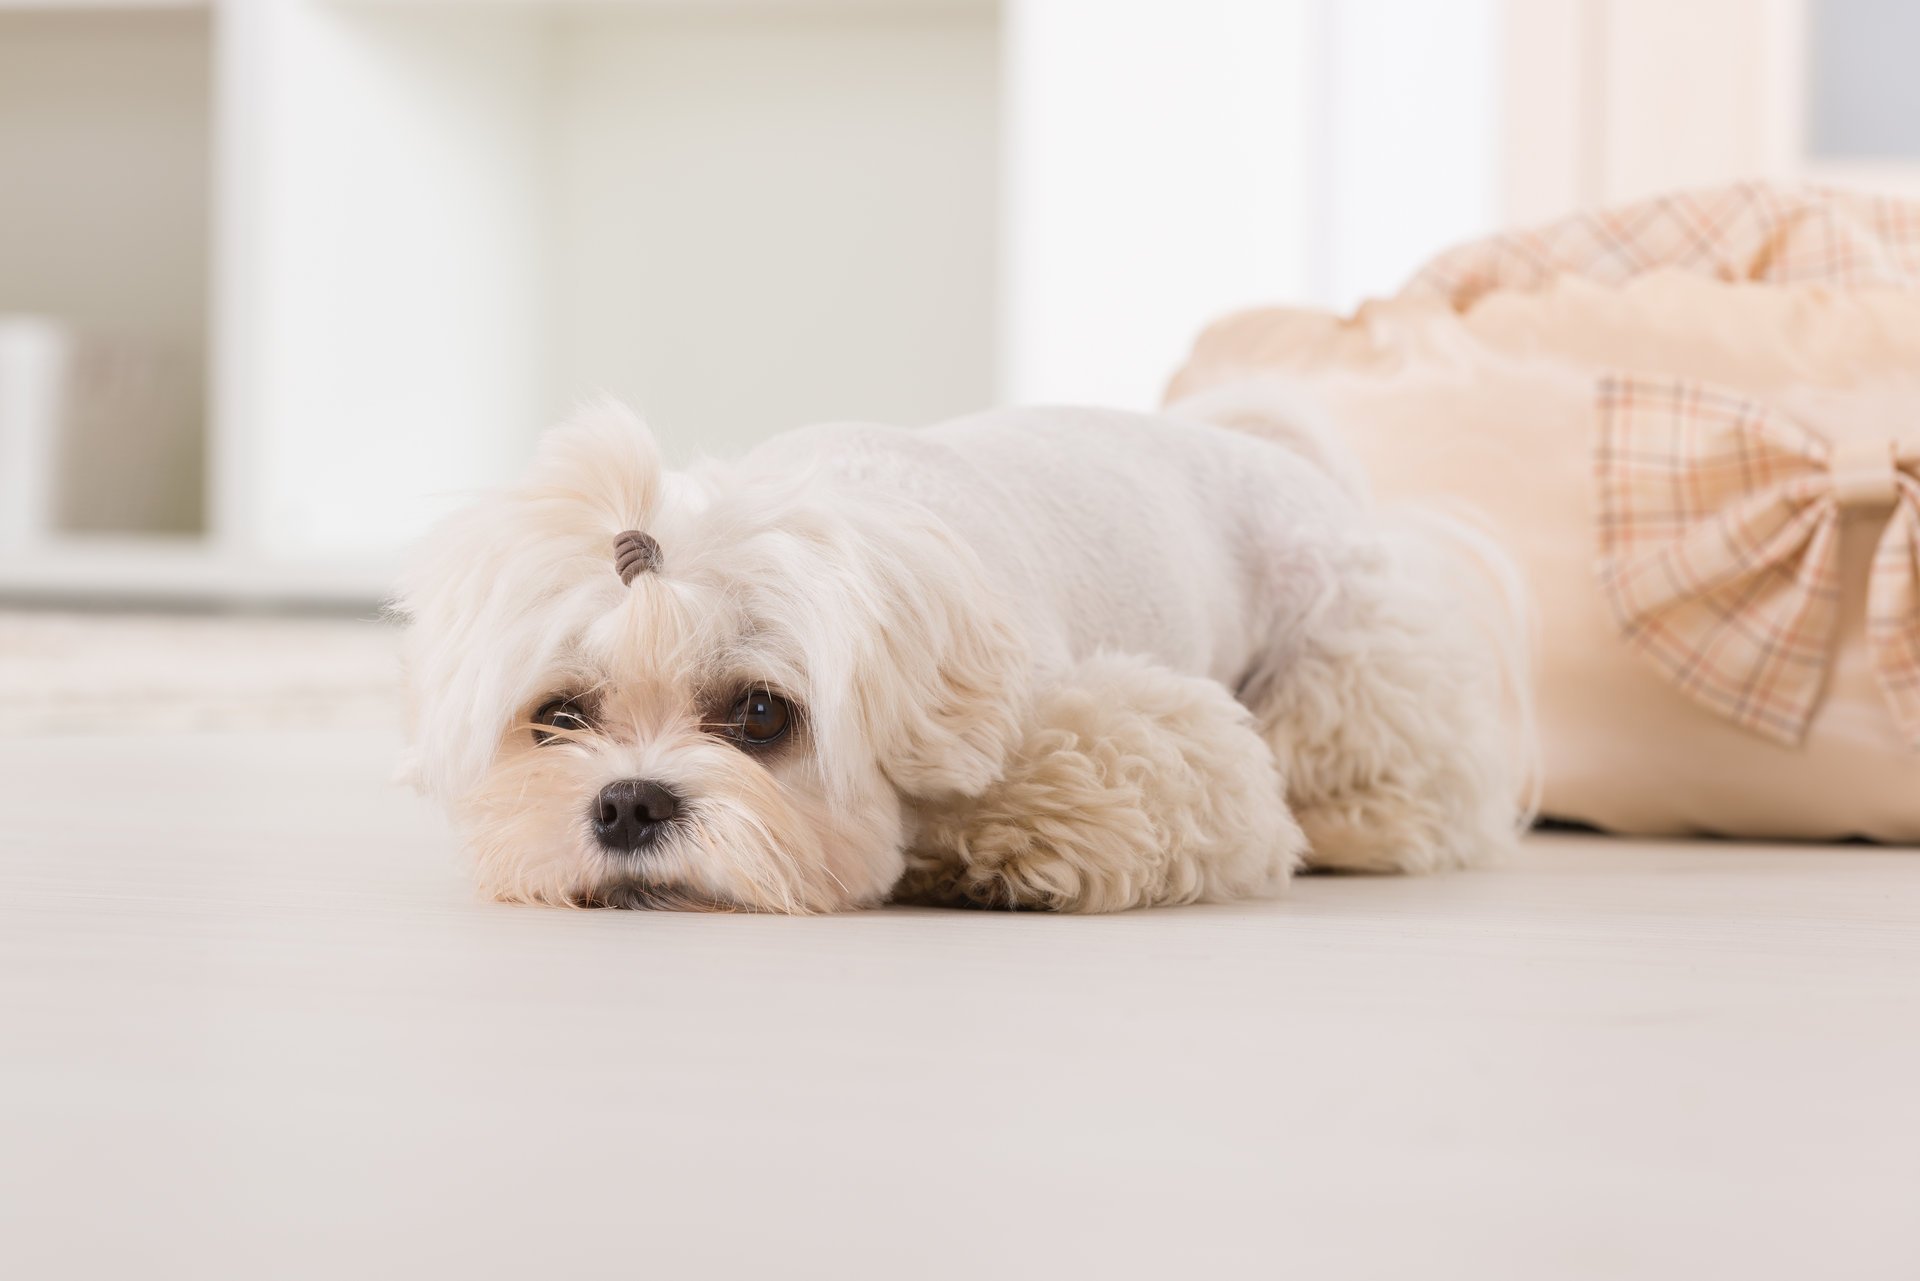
[1810,0,1920,158]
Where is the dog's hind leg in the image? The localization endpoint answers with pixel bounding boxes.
[896,652,1305,912]
[1243,528,1530,874]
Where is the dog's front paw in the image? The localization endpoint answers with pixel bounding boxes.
[893,837,1087,911]
[896,653,1303,913]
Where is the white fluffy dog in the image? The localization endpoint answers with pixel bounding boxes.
[395,399,1530,913]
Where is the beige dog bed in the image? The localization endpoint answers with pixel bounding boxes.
[1169,183,1920,840]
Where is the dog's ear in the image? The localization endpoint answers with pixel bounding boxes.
[842,507,1031,801]
[391,400,665,800]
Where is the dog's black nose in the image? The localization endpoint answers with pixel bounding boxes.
[592,779,680,853]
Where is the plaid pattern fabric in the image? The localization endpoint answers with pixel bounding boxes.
[1407,182,1920,310]
[1596,375,1920,747]
[1867,496,1920,746]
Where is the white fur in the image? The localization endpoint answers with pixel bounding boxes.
[394,397,1532,913]
[899,652,1304,911]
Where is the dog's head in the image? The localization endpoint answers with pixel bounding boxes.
[394,402,1027,911]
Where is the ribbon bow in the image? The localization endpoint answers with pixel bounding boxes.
[1595,375,1920,747]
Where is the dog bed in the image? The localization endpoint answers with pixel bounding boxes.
[1167,183,1920,840]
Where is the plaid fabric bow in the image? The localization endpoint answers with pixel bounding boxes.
[1596,375,1920,747]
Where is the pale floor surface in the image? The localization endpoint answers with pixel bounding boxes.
[3,726,1917,1279]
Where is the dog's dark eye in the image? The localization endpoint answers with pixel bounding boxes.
[729,688,792,747]
[532,696,592,745]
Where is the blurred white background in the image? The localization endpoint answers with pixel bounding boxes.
[2,0,1917,608]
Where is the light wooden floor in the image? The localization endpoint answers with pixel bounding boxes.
[4,725,1918,1280]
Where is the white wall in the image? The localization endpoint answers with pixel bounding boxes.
[1496,0,1825,212]
[1000,0,1505,408]
[212,0,1001,561]
[1315,0,1500,309]
[215,0,551,558]
[1593,0,1795,203]
[548,5,1000,461]
[1000,0,1317,410]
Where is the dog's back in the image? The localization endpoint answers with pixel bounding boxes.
[761,405,1361,687]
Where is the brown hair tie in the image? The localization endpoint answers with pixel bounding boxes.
[613,530,662,584]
